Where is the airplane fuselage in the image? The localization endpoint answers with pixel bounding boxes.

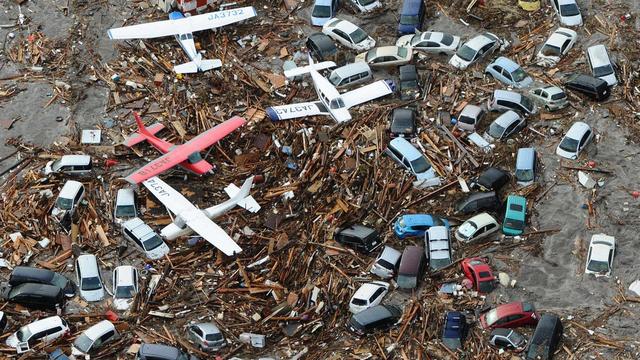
[310,67,352,123]
[144,135,213,176]
[169,12,202,70]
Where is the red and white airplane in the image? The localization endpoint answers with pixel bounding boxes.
[123,112,245,184]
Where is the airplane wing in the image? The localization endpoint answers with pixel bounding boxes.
[341,80,394,109]
[183,210,242,256]
[125,116,246,184]
[107,6,257,39]
[142,177,198,215]
[266,101,328,121]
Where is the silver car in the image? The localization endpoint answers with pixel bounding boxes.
[187,322,226,351]
[485,57,532,88]
[370,246,402,279]
[529,86,568,111]
[484,110,526,142]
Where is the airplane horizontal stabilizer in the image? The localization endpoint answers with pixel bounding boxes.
[199,59,222,72]
[174,61,199,74]
[224,181,261,213]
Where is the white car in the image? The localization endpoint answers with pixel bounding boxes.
[44,154,92,176]
[370,246,402,279]
[113,265,138,311]
[551,0,583,27]
[52,180,85,219]
[556,121,593,159]
[322,18,375,51]
[6,316,70,353]
[455,213,499,243]
[395,31,461,55]
[349,0,382,12]
[76,254,105,302]
[122,217,170,260]
[585,234,615,277]
[484,110,526,143]
[529,85,569,111]
[536,28,577,67]
[355,46,413,67]
[72,320,119,356]
[349,281,390,314]
[449,32,501,70]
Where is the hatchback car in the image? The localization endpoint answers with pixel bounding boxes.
[556,121,593,159]
[347,304,402,336]
[306,32,338,62]
[6,316,70,353]
[355,46,413,67]
[311,0,338,27]
[503,195,527,236]
[3,283,64,310]
[461,257,496,293]
[480,302,539,329]
[536,28,577,67]
[585,233,615,277]
[455,213,499,243]
[455,104,486,132]
[425,226,452,271]
[113,265,138,310]
[484,111,526,142]
[455,191,500,214]
[489,328,527,352]
[394,214,450,239]
[529,85,568,111]
[187,323,226,351]
[551,0,583,26]
[322,18,375,51]
[564,73,610,101]
[442,311,468,350]
[586,44,617,86]
[135,343,199,360]
[350,0,382,12]
[349,281,390,314]
[335,224,380,253]
[526,314,563,360]
[76,254,105,302]
[52,180,85,220]
[122,217,170,260]
[9,266,75,298]
[370,246,402,279]
[114,188,137,224]
[485,57,533,88]
[399,65,421,100]
[390,108,417,137]
[449,32,501,70]
[487,89,537,115]
[395,31,460,55]
[515,147,537,187]
[385,137,436,181]
[44,154,92,176]
[72,320,119,356]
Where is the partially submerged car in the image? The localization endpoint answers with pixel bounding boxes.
[349,281,390,314]
[551,0,583,27]
[114,188,137,224]
[322,18,375,51]
[564,73,610,101]
[455,104,486,132]
[3,283,65,310]
[335,224,381,253]
[347,304,402,336]
[529,85,568,111]
[480,302,539,329]
[72,320,119,356]
[385,137,436,182]
[461,257,496,293]
[526,314,563,360]
[9,266,75,298]
[586,44,617,86]
[395,31,460,55]
[396,246,425,290]
[44,154,92,176]
[487,89,537,115]
[425,226,452,271]
[449,32,501,70]
[355,46,413,67]
[485,57,533,88]
[515,147,537,187]
[399,65,421,100]
[389,108,417,137]
[370,246,402,279]
[536,28,577,67]
[442,311,468,350]
[489,328,527,352]
[187,323,226,351]
[136,343,199,360]
[311,0,338,27]
[585,233,615,277]
[394,214,450,239]
[555,121,594,159]
[502,195,527,236]
[455,213,499,243]
[484,110,526,143]
[398,0,425,34]
[113,265,138,311]
[6,316,70,353]
[51,180,85,220]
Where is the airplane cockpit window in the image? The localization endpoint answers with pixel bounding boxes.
[330,98,345,109]
[187,152,203,164]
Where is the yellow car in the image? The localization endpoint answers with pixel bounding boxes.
[518,0,540,11]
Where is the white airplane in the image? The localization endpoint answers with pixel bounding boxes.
[266,56,395,123]
[107,7,257,74]
[142,176,260,256]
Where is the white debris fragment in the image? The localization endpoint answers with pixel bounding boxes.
[578,171,596,189]
[498,272,511,287]
[629,280,640,296]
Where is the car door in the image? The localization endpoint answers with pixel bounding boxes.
[501,69,514,85]
[503,120,519,138]
[578,130,591,151]
[560,39,571,55]
[369,287,385,306]
[333,29,350,47]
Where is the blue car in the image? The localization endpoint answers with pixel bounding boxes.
[398,0,425,34]
[311,0,339,27]
[394,214,450,239]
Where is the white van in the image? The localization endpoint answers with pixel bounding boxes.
[114,188,137,224]
[586,44,617,86]
[5,316,70,353]
[76,254,105,302]
[328,62,372,89]
[52,180,85,219]
[44,155,92,176]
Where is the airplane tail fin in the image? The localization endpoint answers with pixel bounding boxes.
[123,112,165,147]
[284,60,336,79]
[224,176,261,213]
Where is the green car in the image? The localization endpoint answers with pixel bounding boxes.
[503,195,526,235]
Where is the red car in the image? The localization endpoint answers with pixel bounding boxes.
[480,302,540,329]
[461,257,496,293]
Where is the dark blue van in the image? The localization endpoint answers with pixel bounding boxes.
[398,0,425,34]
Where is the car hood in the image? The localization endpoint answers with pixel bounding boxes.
[561,14,583,26]
[449,55,469,70]
[146,242,170,260]
[355,53,367,63]
[555,145,578,159]
[71,346,86,357]
[536,54,560,67]
[356,37,376,51]
[516,76,534,88]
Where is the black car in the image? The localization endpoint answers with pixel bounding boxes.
[489,328,527,352]
[471,167,510,192]
[526,314,563,360]
[347,305,402,336]
[455,191,500,214]
[9,266,76,298]
[306,33,338,62]
[389,108,417,138]
[0,311,6,333]
[442,311,468,350]
[564,74,610,101]
[135,343,199,360]
[3,283,64,310]
[334,224,380,253]
[399,64,420,100]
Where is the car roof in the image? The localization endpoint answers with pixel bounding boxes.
[399,245,424,273]
[542,85,564,95]
[392,108,415,122]
[443,311,465,338]
[116,188,135,205]
[491,57,521,72]
[59,180,84,198]
[115,266,136,285]
[419,31,447,42]
[307,32,336,50]
[530,314,562,344]
[11,266,55,283]
[565,121,591,139]
[460,104,483,118]
[516,148,536,169]
[83,320,115,340]
[27,316,64,330]
[352,305,397,324]
[465,32,498,50]
[139,344,181,357]
[375,46,402,56]
[326,18,359,33]
[494,301,527,316]
[379,246,402,261]
[354,282,387,299]
[10,283,62,297]
[195,322,221,334]
[427,226,448,241]
[400,0,422,12]
[586,44,611,67]
[57,154,91,166]
[389,137,422,161]
[490,327,513,337]
[468,212,497,227]
[495,110,521,126]
[338,224,376,238]
[77,254,100,277]
[507,195,527,208]
[331,62,370,77]
[314,0,332,5]
[494,89,522,102]
[589,234,615,260]
[123,217,157,240]
[399,214,435,227]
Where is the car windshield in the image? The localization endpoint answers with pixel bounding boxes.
[116,285,136,299]
[520,96,534,112]
[400,15,420,25]
[516,169,534,182]
[397,47,409,58]
[559,137,579,152]
[377,258,394,270]
[441,34,454,46]
[431,258,451,269]
[365,48,377,62]
[51,160,63,172]
[351,298,367,306]
[455,45,476,61]
[505,219,525,230]
[550,92,566,100]
[488,122,506,139]
[16,327,32,341]
[478,280,494,293]
[357,0,377,5]
[350,28,368,44]
[458,115,475,125]
[512,68,528,82]
[142,235,164,251]
[410,157,431,174]
[115,205,136,217]
[587,259,610,273]
[457,221,477,238]
[593,65,614,77]
[56,197,73,210]
[485,309,499,326]
[206,332,223,341]
[560,4,580,16]
[396,274,416,289]
[508,331,526,346]
[82,276,102,291]
[510,203,523,212]
[312,5,331,17]
[540,44,561,57]
[73,334,94,353]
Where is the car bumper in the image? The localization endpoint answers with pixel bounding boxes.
[560,15,583,27]
[370,266,393,279]
[555,146,578,160]
[449,56,469,70]
[146,243,170,260]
